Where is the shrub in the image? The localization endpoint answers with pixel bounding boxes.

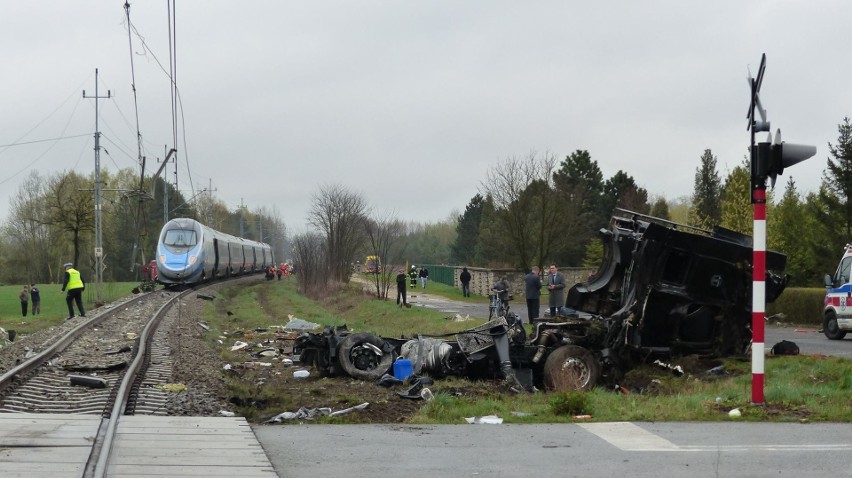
[766,287,824,326]
[548,391,586,416]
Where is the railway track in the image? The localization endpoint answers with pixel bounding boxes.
[0,276,257,476]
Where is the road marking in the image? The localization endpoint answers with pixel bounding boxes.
[578,422,852,452]
[578,422,680,451]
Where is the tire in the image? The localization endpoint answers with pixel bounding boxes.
[337,333,394,381]
[543,345,600,392]
[824,312,847,340]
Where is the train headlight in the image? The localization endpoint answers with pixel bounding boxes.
[189,255,197,264]
[159,255,165,263]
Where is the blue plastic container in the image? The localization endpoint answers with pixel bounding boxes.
[393,358,413,380]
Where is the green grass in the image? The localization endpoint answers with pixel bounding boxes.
[0,282,141,335]
[201,279,852,423]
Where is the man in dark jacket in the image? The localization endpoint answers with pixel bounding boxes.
[418,267,429,288]
[30,284,41,315]
[546,263,566,317]
[524,266,542,323]
[459,267,472,297]
[396,269,409,307]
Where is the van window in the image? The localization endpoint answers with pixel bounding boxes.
[836,256,852,285]
[164,229,198,247]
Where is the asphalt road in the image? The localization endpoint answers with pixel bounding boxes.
[254,422,851,478]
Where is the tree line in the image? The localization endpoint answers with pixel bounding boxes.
[0,168,288,286]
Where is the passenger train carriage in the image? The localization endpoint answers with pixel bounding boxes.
[156,218,274,285]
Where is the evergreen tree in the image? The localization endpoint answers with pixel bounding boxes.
[688,149,722,230]
[822,117,852,237]
[552,150,606,266]
[603,170,649,215]
[649,197,670,220]
[450,194,484,265]
[769,177,817,285]
[720,160,752,235]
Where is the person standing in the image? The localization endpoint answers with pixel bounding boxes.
[19,285,29,317]
[396,269,408,307]
[277,263,284,281]
[491,276,511,316]
[459,267,472,297]
[61,262,86,320]
[547,263,566,317]
[418,267,429,288]
[30,283,41,315]
[409,266,418,288]
[524,266,542,323]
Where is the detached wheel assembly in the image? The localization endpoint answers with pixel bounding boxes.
[338,333,394,381]
[543,345,600,392]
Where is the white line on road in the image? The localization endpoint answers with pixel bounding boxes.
[579,422,852,452]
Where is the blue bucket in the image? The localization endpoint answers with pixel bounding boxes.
[393,358,413,380]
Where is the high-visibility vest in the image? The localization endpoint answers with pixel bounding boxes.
[66,268,84,290]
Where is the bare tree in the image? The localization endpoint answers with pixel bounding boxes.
[292,232,328,297]
[364,212,408,299]
[5,171,57,282]
[308,184,368,283]
[480,151,564,270]
[45,171,95,268]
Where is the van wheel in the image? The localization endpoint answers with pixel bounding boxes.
[338,333,393,381]
[543,345,600,392]
[824,312,847,340]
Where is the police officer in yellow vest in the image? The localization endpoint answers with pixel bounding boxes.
[61,262,86,320]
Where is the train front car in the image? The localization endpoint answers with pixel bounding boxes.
[156,218,208,284]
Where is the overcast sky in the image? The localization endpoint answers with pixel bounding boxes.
[1,1,850,233]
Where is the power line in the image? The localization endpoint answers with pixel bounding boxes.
[0,133,91,148]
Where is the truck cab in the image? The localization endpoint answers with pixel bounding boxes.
[823,244,852,340]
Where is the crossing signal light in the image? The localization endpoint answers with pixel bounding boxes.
[752,129,816,188]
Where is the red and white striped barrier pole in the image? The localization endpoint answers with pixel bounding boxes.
[751,186,766,404]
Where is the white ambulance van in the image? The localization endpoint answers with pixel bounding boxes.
[823,244,852,339]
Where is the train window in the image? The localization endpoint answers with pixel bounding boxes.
[164,229,198,247]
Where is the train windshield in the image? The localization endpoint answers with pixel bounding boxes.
[163,229,198,247]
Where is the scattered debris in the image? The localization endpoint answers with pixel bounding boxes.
[104,345,132,355]
[706,365,727,375]
[571,415,592,420]
[197,293,215,301]
[464,415,503,424]
[125,332,138,340]
[398,376,434,399]
[653,359,684,376]
[329,402,369,417]
[771,340,800,355]
[283,315,321,331]
[445,313,471,322]
[728,408,742,418]
[293,370,310,378]
[376,373,403,387]
[230,341,249,351]
[155,383,187,393]
[218,410,235,417]
[197,321,210,331]
[69,375,107,388]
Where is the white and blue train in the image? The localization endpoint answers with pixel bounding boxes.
[155,218,274,285]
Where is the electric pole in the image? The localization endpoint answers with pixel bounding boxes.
[83,69,110,306]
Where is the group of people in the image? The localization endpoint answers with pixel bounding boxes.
[18,284,40,317]
[266,263,291,281]
[405,266,429,289]
[17,262,86,320]
[457,264,568,323]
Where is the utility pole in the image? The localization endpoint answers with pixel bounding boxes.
[83,69,110,306]
[207,178,217,225]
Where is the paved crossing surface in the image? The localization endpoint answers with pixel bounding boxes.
[0,414,277,477]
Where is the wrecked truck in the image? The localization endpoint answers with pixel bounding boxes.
[295,211,789,392]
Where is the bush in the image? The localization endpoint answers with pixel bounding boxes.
[548,391,587,416]
[766,287,824,326]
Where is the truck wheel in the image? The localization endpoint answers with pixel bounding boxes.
[824,312,847,340]
[543,345,600,392]
[338,333,393,381]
